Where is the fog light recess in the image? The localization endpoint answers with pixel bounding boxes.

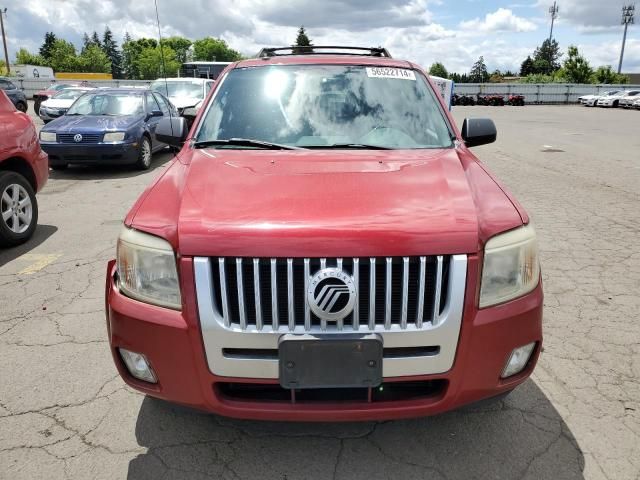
[119,348,157,383]
[501,342,536,379]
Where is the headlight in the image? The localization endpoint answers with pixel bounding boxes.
[116,228,181,309]
[479,224,539,308]
[39,131,56,142]
[103,132,126,142]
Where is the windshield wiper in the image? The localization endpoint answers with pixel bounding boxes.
[193,138,302,150]
[304,143,392,150]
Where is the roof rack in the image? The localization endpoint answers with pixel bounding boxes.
[256,46,392,59]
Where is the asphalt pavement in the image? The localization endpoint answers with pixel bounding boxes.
[0,102,638,479]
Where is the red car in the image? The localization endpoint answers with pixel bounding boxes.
[0,91,48,246]
[106,46,542,421]
[32,81,95,115]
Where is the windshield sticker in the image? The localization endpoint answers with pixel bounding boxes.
[366,67,416,80]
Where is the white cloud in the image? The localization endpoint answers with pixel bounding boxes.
[460,8,538,32]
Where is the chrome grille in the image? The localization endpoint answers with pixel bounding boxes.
[209,256,449,332]
[57,133,103,144]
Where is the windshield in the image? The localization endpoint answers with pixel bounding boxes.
[66,92,144,116]
[151,81,204,99]
[195,65,453,149]
[53,89,90,100]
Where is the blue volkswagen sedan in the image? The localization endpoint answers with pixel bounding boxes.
[39,89,178,170]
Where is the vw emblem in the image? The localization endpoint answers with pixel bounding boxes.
[73,134,83,143]
[307,268,356,321]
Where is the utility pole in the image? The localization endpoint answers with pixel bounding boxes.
[548,1,559,41]
[0,8,9,75]
[618,4,635,74]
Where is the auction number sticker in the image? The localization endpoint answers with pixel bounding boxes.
[366,67,416,80]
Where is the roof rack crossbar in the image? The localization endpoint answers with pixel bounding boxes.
[257,46,392,59]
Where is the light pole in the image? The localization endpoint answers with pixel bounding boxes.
[548,1,559,41]
[618,4,635,74]
[0,8,9,75]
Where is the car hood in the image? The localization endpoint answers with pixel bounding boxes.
[43,114,143,132]
[169,96,202,109]
[146,148,496,257]
[41,99,74,109]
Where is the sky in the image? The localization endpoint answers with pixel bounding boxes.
[5,0,640,74]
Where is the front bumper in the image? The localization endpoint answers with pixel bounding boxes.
[106,256,543,421]
[42,142,139,166]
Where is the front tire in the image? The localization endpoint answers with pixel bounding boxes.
[15,101,28,113]
[0,171,38,247]
[135,136,152,170]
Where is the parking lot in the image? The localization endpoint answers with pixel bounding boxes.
[0,102,639,479]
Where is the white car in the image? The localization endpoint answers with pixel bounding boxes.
[634,98,640,110]
[597,90,640,108]
[38,87,95,123]
[579,90,621,107]
[149,78,215,120]
[618,91,640,108]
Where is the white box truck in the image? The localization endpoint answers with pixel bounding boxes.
[12,65,54,79]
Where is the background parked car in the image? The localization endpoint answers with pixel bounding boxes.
[33,82,96,114]
[150,78,214,126]
[0,77,28,112]
[0,91,48,247]
[39,88,178,171]
[618,91,640,108]
[634,98,640,110]
[597,90,640,108]
[39,87,95,123]
[579,91,621,107]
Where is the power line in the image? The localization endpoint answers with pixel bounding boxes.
[618,4,635,74]
[548,1,559,41]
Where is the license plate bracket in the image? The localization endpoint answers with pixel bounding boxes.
[279,334,383,389]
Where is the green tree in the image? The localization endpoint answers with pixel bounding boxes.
[520,56,535,76]
[519,73,559,84]
[137,45,180,79]
[39,32,57,61]
[78,44,111,73]
[592,65,629,84]
[532,38,561,74]
[428,62,448,78]
[16,48,46,66]
[469,56,489,83]
[560,45,593,83]
[292,26,313,54]
[47,39,81,72]
[102,27,122,78]
[192,37,242,61]
[163,36,192,64]
[122,37,158,79]
[91,31,102,49]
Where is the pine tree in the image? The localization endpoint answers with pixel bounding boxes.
[293,26,313,54]
[520,56,535,76]
[91,31,102,49]
[561,45,593,83]
[39,32,57,60]
[103,27,123,79]
[469,56,489,83]
[532,39,561,74]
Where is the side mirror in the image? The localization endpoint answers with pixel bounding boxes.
[461,118,497,147]
[147,109,163,120]
[182,107,197,118]
[156,117,188,147]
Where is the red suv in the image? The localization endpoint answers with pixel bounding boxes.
[0,91,48,247]
[106,47,542,421]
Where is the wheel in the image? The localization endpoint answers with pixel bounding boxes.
[50,164,68,171]
[15,101,28,113]
[613,100,619,108]
[135,136,152,170]
[0,171,38,247]
[33,100,41,114]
